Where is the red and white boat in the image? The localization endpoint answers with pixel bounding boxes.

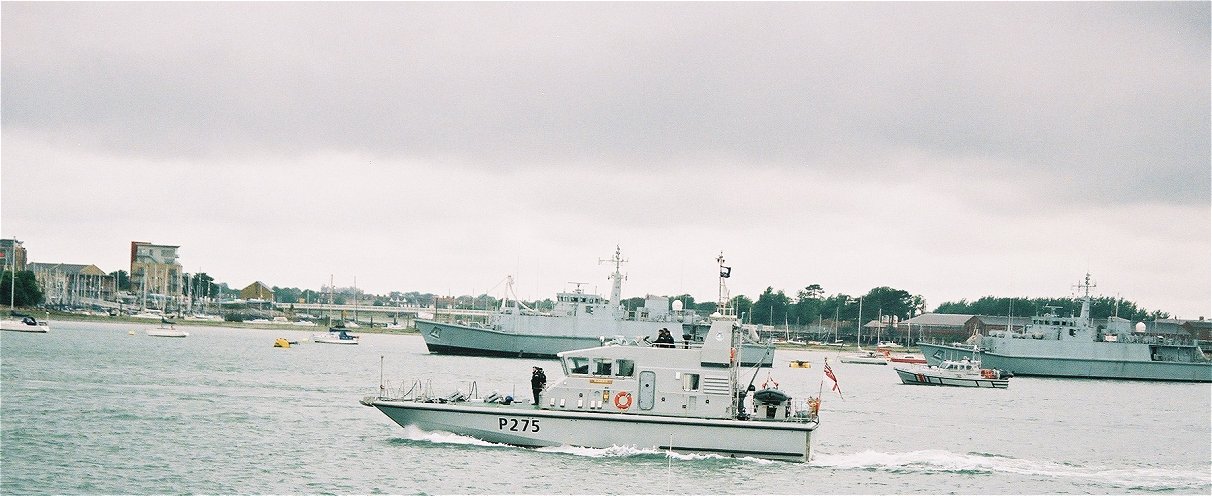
[880,349,927,364]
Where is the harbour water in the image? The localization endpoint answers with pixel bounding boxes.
[2,321,1209,494]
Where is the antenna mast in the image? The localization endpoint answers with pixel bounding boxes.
[599,245,628,311]
[716,252,734,318]
[1072,273,1096,320]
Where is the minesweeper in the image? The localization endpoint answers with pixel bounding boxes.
[416,246,774,367]
[362,255,821,461]
[918,274,1212,382]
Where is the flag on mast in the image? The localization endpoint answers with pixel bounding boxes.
[824,358,842,397]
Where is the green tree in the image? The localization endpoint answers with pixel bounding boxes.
[935,295,1165,321]
[730,295,754,322]
[792,284,826,326]
[192,273,216,298]
[272,286,303,304]
[0,270,44,307]
[108,270,131,291]
[752,287,792,325]
[864,286,914,321]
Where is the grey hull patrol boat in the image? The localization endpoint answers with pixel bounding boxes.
[417,246,774,367]
[363,255,820,461]
[918,274,1212,382]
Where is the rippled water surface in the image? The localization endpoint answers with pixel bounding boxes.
[2,321,1209,494]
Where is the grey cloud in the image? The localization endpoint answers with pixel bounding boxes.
[2,2,1208,206]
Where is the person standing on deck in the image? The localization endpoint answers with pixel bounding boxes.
[531,366,547,406]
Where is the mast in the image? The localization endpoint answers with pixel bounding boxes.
[7,257,14,310]
[715,252,742,418]
[599,245,627,314]
[1073,273,1096,322]
[716,253,733,317]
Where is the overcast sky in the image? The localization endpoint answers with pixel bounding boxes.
[2,2,1209,319]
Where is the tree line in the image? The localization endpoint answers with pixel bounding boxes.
[934,296,1168,321]
[6,268,1175,323]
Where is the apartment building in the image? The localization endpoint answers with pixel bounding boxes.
[130,241,183,298]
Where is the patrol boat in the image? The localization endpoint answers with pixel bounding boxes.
[362,256,820,461]
[416,246,774,367]
[918,274,1212,382]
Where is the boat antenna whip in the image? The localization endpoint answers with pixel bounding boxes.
[744,346,775,391]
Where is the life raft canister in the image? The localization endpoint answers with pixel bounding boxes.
[613,391,633,409]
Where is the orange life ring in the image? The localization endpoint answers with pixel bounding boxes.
[613,391,633,409]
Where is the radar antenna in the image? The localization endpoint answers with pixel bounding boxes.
[1072,272,1096,299]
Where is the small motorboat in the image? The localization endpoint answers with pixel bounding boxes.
[839,349,888,365]
[893,358,1011,388]
[1,312,50,333]
[881,350,928,364]
[313,325,359,345]
[147,320,189,338]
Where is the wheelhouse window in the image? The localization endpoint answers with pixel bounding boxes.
[593,358,613,376]
[567,357,590,374]
[616,359,635,377]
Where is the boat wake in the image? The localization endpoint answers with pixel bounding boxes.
[390,425,503,447]
[812,450,1210,490]
[389,426,774,464]
[536,445,775,464]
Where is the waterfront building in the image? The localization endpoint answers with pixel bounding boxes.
[129,241,183,300]
[898,313,975,342]
[239,281,275,302]
[0,238,29,271]
[27,263,115,307]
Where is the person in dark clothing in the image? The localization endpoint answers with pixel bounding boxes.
[654,328,676,348]
[682,333,692,349]
[530,366,547,406]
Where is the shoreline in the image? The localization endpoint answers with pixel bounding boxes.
[27,310,924,352]
[33,311,420,336]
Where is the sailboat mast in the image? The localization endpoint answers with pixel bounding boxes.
[7,258,14,310]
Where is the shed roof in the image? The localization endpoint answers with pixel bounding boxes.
[27,262,108,276]
[903,313,972,326]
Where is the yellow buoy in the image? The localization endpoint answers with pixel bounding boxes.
[789,360,811,368]
[274,337,291,348]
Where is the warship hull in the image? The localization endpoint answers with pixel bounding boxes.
[361,398,813,461]
[918,342,1212,382]
[418,319,774,367]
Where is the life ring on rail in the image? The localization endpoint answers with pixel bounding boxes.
[730,348,737,362]
[613,391,633,410]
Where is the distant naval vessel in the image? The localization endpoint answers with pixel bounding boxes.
[417,247,774,367]
[918,274,1211,382]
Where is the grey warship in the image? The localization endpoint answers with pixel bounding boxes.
[918,274,1211,382]
[363,255,819,461]
[417,247,774,367]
